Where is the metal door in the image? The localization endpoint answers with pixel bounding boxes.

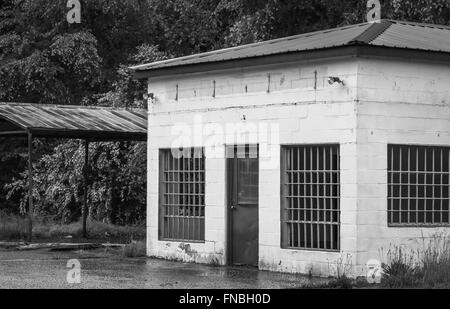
[227,145,259,267]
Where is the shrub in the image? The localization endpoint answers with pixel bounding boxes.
[326,276,354,289]
[419,233,450,288]
[381,246,422,288]
[0,211,28,240]
[0,213,145,243]
[381,234,450,288]
[326,253,354,289]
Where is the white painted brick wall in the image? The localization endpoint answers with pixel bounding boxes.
[146,55,450,278]
[354,58,450,277]
[146,58,358,277]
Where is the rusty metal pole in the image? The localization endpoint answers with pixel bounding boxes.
[82,139,89,238]
[27,130,33,243]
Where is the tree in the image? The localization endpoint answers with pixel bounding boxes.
[0,0,102,105]
[0,1,160,223]
[4,44,168,224]
[148,0,226,54]
[221,0,366,46]
[98,44,170,109]
[388,0,450,25]
[2,0,449,226]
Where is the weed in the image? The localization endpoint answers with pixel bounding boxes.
[0,212,145,243]
[380,233,450,288]
[123,240,146,257]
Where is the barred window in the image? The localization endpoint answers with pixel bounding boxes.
[281,145,340,251]
[388,145,450,226]
[159,148,205,242]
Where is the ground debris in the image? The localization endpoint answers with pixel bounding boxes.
[0,242,27,249]
[0,242,124,251]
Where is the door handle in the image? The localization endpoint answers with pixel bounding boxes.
[231,205,237,210]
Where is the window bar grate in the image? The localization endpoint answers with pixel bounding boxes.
[160,148,205,242]
[388,145,450,226]
[282,145,340,251]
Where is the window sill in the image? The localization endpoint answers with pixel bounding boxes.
[388,224,450,228]
[281,246,340,253]
[159,238,206,244]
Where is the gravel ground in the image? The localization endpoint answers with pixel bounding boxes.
[0,247,328,289]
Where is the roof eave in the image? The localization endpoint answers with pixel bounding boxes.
[133,45,450,80]
[132,45,361,80]
[29,128,147,141]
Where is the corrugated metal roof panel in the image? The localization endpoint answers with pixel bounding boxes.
[131,20,450,74]
[131,22,373,71]
[371,21,450,52]
[0,103,147,139]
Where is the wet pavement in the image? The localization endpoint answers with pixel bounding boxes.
[0,248,328,289]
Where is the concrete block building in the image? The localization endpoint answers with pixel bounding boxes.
[131,20,450,277]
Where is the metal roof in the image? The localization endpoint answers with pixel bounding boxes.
[131,19,450,74]
[0,103,147,141]
[371,20,450,52]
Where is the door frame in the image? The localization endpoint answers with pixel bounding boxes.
[226,144,259,266]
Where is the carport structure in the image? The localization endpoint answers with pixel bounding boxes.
[0,102,147,241]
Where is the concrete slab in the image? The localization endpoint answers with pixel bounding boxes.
[0,248,328,289]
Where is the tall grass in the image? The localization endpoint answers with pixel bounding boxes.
[0,212,29,240]
[420,232,450,288]
[0,212,145,243]
[326,253,354,289]
[381,233,450,288]
[123,240,146,257]
[380,246,421,288]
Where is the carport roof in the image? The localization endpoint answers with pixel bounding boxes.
[0,102,147,141]
[131,19,450,78]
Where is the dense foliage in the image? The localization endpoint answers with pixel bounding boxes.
[1,0,449,225]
